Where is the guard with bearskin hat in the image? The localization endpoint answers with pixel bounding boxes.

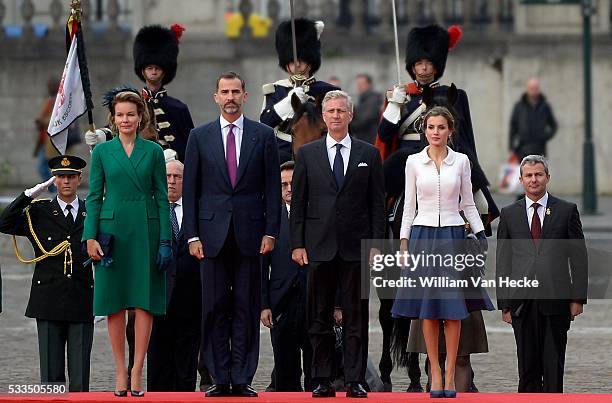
[85,25,194,161]
[260,18,339,163]
[134,24,194,162]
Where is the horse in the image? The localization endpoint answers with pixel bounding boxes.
[287,93,327,161]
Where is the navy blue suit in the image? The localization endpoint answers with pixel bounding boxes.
[183,116,281,386]
[261,204,312,391]
[147,206,202,391]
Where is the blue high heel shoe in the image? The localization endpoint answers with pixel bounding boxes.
[443,389,457,398]
[430,389,444,398]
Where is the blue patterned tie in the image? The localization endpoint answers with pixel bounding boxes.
[170,202,179,240]
[333,143,345,188]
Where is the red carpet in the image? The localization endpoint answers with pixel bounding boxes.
[1,392,612,402]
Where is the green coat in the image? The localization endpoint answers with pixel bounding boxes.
[82,136,170,316]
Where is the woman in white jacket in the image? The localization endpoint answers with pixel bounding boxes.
[391,106,493,398]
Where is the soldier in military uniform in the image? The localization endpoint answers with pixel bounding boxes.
[0,155,93,392]
[134,24,194,162]
[260,18,339,162]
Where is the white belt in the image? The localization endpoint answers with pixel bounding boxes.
[275,130,292,143]
[401,132,421,141]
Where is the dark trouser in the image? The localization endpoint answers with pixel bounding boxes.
[511,301,570,393]
[36,319,93,392]
[270,275,313,391]
[200,227,261,386]
[147,269,202,391]
[308,257,368,384]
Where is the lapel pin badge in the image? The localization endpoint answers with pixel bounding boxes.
[546,208,551,216]
[82,211,87,217]
[52,210,59,216]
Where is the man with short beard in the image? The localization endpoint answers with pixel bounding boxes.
[183,71,281,398]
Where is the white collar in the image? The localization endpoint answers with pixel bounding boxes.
[417,146,456,165]
[326,133,352,151]
[525,192,549,209]
[220,114,244,131]
[56,196,79,212]
[171,197,182,207]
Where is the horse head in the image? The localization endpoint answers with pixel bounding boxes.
[289,93,327,156]
[417,83,460,134]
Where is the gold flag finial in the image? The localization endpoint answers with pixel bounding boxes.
[70,0,83,21]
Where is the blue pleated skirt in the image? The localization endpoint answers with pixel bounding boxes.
[391,225,494,320]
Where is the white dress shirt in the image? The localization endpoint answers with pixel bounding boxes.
[172,197,183,231]
[400,146,484,240]
[525,192,548,229]
[285,203,290,217]
[326,133,351,175]
[220,114,244,165]
[57,196,79,221]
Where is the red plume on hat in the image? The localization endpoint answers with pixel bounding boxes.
[170,23,186,43]
[448,25,462,49]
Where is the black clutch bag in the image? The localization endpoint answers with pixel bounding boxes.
[82,233,114,267]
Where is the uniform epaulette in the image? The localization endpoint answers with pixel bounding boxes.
[274,78,293,87]
[262,83,276,95]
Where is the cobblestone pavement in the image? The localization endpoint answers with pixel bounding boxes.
[0,253,611,394]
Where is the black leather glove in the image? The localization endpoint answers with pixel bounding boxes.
[475,231,488,253]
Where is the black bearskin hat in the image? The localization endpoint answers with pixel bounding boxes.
[133,24,185,85]
[275,18,323,74]
[405,24,462,81]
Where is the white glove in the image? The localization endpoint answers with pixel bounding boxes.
[85,129,109,147]
[25,177,55,199]
[387,85,407,105]
[273,86,308,120]
[164,148,178,163]
[382,85,408,124]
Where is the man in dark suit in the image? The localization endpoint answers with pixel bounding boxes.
[496,154,588,393]
[290,90,385,398]
[183,71,281,397]
[0,155,93,392]
[147,159,202,391]
[261,160,313,392]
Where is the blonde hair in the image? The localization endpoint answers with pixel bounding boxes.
[107,91,151,134]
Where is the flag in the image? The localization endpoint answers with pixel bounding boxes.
[47,12,93,154]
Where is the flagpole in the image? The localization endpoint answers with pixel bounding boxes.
[70,0,95,133]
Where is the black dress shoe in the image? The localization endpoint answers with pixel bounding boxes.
[205,384,231,397]
[346,382,368,398]
[312,382,336,398]
[406,382,424,392]
[232,384,258,397]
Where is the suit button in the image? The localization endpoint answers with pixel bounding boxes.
[67,274,72,278]
[37,280,41,284]
[47,237,52,241]
[67,235,71,240]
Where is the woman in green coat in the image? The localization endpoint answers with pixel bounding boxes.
[83,89,172,396]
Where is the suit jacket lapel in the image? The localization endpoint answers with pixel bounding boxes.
[209,121,232,189]
[314,139,337,189]
[51,197,68,232]
[341,138,363,191]
[108,137,145,194]
[130,136,148,169]
[236,118,257,186]
[540,195,557,238]
[73,198,86,233]
[516,198,532,238]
